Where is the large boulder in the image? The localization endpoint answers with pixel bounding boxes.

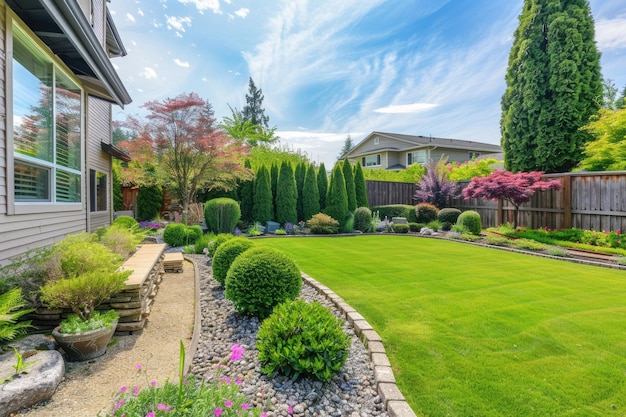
[0,335,64,417]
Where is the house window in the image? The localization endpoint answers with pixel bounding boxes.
[90,170,108,212]
[12,22,83,204]
[408,150,427,165]
[468,152,481,160]
[362,154,381,167]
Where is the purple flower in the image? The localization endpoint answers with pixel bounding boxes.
[119,386,127,393]
[146,412,155,417]
[234,378,242,385]
[225,400,232,408]
[219,376,231,384]
[150,380,157,387]
[135,364,142,371]
[214,408,223,416]
[230,344,244,361]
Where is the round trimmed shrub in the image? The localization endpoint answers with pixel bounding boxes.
[163,223,186,247]
[225,247,301,319]
[257,299,350,382]
[408,222,423,233]
[353,207,373,232]
[437,208,461,224]
[415,203,438,223]
[392,224,409,233]
[185,225,203,244]
[457,210,482,235]
[204,198,241,234]
[207,233,234,257]
[113,215,139,230]
[212,238,254,287]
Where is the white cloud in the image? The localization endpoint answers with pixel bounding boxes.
[126,13,135,23]
[140,67,158,80]
[234,8,250,18]
[137,8,144,17]
[176,32,183,38]
[374,103,439,114]
[596,17,626,50]
[173,58,190,67]
[166,15,192,32]
[177,0,221,15]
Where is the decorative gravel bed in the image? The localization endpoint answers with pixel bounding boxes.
[186,254,389,417]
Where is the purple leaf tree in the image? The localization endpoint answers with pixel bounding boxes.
[414,159,461,208]
[462,170,562,227]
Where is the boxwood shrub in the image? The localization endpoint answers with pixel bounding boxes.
[437,208,461,224]
[353,207,373,232]
[204,198,241,234]
[457,210,482,235]
[225,247,301,319]
[212,238,254,287]
[257,299,350,382]
[415,203,438,223]
[392,224,409,233]
[207,233,235,257]
[163,224,203,247]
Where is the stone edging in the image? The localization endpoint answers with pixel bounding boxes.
[183,255,203,373]
[301,272,417,417]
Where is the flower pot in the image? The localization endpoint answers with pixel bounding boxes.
[51,320,117,362]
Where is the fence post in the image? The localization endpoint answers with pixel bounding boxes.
[497,199,503,226]
[561,174,572,229]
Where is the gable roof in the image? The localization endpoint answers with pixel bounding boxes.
[345,131,502,158]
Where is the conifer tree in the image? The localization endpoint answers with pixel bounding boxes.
[270,163,279,219]
[238,159,254,223]
[324,163,349,231]
[342,159,357,212]
[253,165,273,225]
[353,161,368,208]
[242,77,269,128]
[317,162,328,211]
[295,161,306,221]
[301,163,320,222]
[275,161,297,224]
[501,0,602,173]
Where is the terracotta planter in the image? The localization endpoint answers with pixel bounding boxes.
[51,320,117,362]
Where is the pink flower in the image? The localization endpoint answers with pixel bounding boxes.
[157,404,172,412]
[288,405,293,414]
[135,364,142,371]
[114,400,124,409]
[214,408,223,416]
[219,376,231,384]
[119,386,127,393]
[261,413,268,417]
[241,404,251,410]
[146,413,155,417]
[225,400,232,407]
[234,378,242,385]
[230,344,244,361]
[150,380,157,387]
[133,386,140,396]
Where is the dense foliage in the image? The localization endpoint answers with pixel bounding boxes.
[0,288,33,345]
[316,163,328,211]
[204,198,241,234]
[136,184,163,221]
[353,162,368,208]
[324,164,349,231]
[238,159,254,224]
[275,162,298,224]
[306,213,340,234]
[361,163,425,183]
[212,238,255,287]
[446,158,498,181]
[414,159,460,208]
[456,210,482,235]
[353,207,373,232]
[415,203,439,223]
[437,208,462,230]
[370,205,418,223]
[225,247,301,319]
[342,159,357,212]
[257,299,350,381]
[301,163,320,222]
[163,224,203,247]
[206,233,235,258]
[501,0,602,173]
[577,107,626,171]
[252,166,273,225]
[295,162,306,222]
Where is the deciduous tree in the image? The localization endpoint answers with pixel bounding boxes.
[462,170,562,227]
[501,0,602,173]
[577,107,626,171]
[220,104,277,146]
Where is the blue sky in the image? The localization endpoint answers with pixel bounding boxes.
[109,0,626,167]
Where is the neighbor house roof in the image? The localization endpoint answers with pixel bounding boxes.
[7,0,132,106]
[345,131,502,159]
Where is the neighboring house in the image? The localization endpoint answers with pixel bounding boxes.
[344,131,502,170]
[0,0,132,264]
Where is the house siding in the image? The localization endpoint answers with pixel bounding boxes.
[0,1,6,216]
[87,95,113,231]
[357,135,403,154]
[92,0,106,48]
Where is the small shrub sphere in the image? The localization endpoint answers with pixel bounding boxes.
[456,210,482,235]
[113,215,139,230]
[163,223,187,247]
[307,213,339,234]
[207,233,235,257]
[225,247,301,319]
[437,208,461,224]
[415,203,439,223]
[212,238,254,287]
[353,207,373,232]
[392,224,409,233]
[257,299,350,382]
[185,225,203,244]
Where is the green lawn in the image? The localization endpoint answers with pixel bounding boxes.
[256,235,626,417]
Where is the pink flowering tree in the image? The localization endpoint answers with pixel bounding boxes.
[462,170,562,227]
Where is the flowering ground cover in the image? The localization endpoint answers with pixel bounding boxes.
[257,235,626,417]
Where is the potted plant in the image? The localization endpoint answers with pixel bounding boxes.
[39,233,132,361]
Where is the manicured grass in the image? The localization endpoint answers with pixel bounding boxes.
[256,235,626,417]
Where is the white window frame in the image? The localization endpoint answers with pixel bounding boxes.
[6,13,84,215]
[408,150,427,165]
[362,154,381,167]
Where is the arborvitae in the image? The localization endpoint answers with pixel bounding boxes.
[324,163,348,231]
[342,159,357,212]
[136,184,163,221]
[276,161,298,224]
[253,165,273,225]
[301,163,320,222]
[270,163,279,219]
[295,161,306,221]
[501,0,602,173]
[239,159,254,223]
[317,162,328,211]
[353,161,368,208]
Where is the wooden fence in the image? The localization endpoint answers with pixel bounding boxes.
[368,172,626,231]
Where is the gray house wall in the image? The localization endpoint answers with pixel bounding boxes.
[87,95,113,231]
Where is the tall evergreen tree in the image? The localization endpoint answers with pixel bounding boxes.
[501,0,602,173]
[295,161,306,221]
[342,159,357,212]
[317,162,328,211]
[275,161,297,224]
[270,163,279,219]
[353,161,368,208]
[242,77,269,128]
[337,135,354,160]
[253,165,273,225]
[238,159,254,223]
[301,163,320,222]
[324,163,349,231]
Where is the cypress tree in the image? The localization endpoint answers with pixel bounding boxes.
[295,161,306,221]
[324,163,349,231]
[253,165,273,225]
[276,161,297,224]
[353,161,368,208]
[301,163,320,222]
[136,184,163,221]
[501,0,602,173]
[342,159,357,212]
[270,163,279,219]
[317,162,328,211]
[239,159,254,223]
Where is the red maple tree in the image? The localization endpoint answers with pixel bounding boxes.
[462,170,562,227]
